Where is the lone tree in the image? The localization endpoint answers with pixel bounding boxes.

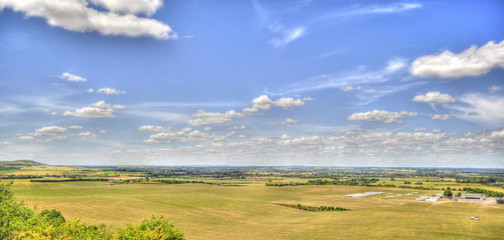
[443,188,453,198]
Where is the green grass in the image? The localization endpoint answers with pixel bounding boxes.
[3,179,504,240]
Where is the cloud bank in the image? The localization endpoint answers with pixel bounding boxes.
[410,40,504,78]
[0,0,176,39]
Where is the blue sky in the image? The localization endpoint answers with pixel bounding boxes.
[0,0,503,167]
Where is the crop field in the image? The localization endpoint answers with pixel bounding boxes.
[2,179,503,239]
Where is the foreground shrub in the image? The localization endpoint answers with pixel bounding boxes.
[118,216,184,240]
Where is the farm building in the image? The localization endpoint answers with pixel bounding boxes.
[425,197,439,202]
[416,196,430,201]
[345,192,385,198]
[461,193,487,200]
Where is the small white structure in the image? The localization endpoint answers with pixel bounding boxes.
[416,196,430,201]
[470,216,479,220]
[345,192,385,198]
[425,197,439,202]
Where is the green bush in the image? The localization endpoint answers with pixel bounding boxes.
[117,216,184,240]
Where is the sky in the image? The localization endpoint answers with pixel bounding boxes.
[0,0,503,167]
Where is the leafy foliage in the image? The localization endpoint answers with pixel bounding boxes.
[117,216,184,240]
[443,189,453,197]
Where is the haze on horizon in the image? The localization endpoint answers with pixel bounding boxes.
[0,0,503,168]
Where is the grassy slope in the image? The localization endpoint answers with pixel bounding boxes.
[3,179,504,240]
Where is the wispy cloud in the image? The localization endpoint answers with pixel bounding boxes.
[448,94,504,126]
[318,2,422,21]
[269,26,305,48]
[286,58,408,93]
[252,0,307,48]
[310,50,345,61]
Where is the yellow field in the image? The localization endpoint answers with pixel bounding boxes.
[3,179,504,240]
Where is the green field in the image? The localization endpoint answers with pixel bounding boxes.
[4,179,504,240]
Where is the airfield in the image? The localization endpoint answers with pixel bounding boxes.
[2,162,504,239]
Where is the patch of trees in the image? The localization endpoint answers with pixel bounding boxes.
[266,178,379,187]
[0,175,43,179]
[0,167,21,171]
[266,182,300,187]
[398,185,437,190]
[462,187,504,197]
[456,177,503,184]
[296,204,350,212]
[443,188,453,197]
[0,183,184,239]
[153,179,206,184]
[368,184,397,188]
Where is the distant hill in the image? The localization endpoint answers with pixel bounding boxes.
[0,160,45,168]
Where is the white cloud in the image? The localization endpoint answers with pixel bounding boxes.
[34,126,67,136]
[0,0,176,40]
[276,118,299,126]
[78,130,105,137]
[273,97,305,110]
[187,110,244,126]
[78,132,93,137]
[410,40,504,78]
[88,0,163,15]
[97,87,126,95]
[63,107,115,118]
[90,100,126,109]
[431,115,456,120]
[413,128,426,131]
[18,135,35,142]
[347,110,418,124]
[242,107,259,114]
[248,95,309,112]
[251,95,274,110]
[412,91,456,104]
[68,125,83,129]
[146,127,236,143]
[448,94,504,126]
[50,112,57,115]
[137,125,171,132]
[87,88,94,93]
[63,101,124,118]
[60,72,87,82]
[489,85,501,91]
[143,138,160,144]
[228,125,246,130]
